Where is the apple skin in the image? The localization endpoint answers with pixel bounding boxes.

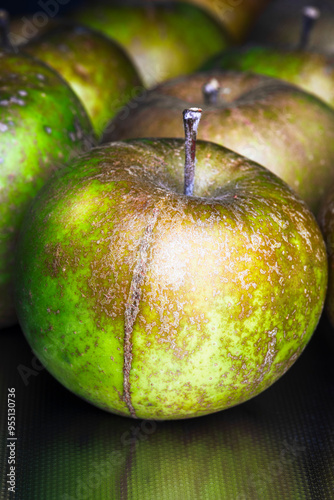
[14,138,327,420]
[318,191,334,328]
[200,46,334,110]
[70,2,230,87]
[102,71,334,215]
[24,24,143,137]
[249,0,334,53]
[115,0,269,43]
[188,0,269,43]
[0,51,95,329]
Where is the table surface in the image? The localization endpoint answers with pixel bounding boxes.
[1,316,334,500]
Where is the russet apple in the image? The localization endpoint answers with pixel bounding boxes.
[24,23,143,137]
[102,71,334,214]
[70,1,230,87]
[201,45,334,110]
[14,108,327,419]
[0,41,95,328]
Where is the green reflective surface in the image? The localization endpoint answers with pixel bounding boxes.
[1,318,334,499]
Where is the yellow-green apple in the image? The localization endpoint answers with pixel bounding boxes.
[14,108,327,419]
[116,0,269,43]
[70,1,230,87]
[24,23,143,137]
[102,71,334,214]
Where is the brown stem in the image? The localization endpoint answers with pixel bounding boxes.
[0,10,11,51]
[298,6,320,50]
[183,108,202,197]
[202,78,220,105]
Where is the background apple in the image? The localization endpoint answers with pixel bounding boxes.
[115,0,270,43]
[249,0,334,53]
[102,71,334,214]
[200,45,334,110]
[14,113,327,419]
[0,49,95,328]
[24,23,143,137]
[70,1,230,87]
[188,0,270,43]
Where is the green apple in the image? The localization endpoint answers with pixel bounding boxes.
[24,23,143,137]
[188,0,269,43]
[200,44,334,110]
[250,1,334,53]
[70,1,230,87]
[118,0,269,43]
[102,71,334,215]
[0,48,95,328]
[14,108,327,419]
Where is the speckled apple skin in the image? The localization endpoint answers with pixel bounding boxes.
[14,139,327,419]
[0,51,95,328]
[201,46,334,109]
[24,24,143,137]
[103,71,334,215]
[71,2,229,87]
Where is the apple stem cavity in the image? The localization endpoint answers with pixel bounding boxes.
[298,6,320,50]
[0,10,11,51]
[202,78,220,105]
[183,107,202,197]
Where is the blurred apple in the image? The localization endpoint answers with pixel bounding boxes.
[249,0,334,53]
[70,1,230,87]
[24,23,143,137]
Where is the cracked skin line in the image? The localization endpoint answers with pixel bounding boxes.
[123,207,159,418]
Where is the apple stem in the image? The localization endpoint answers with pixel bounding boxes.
[183,108,202,197]
[298,6,320,50]
[0,10,11,51]
[202,78,220,105]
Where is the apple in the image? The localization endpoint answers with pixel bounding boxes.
[24,23,143,137]
[14,107,327,419]
[200,5,334,111]
[115,0,269,43]
[249,0,334,53]
[201,46,334,110]
[70,1,230,87]
[102,70,334,215]
[0,39,95,329]
[188,0,270,43]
